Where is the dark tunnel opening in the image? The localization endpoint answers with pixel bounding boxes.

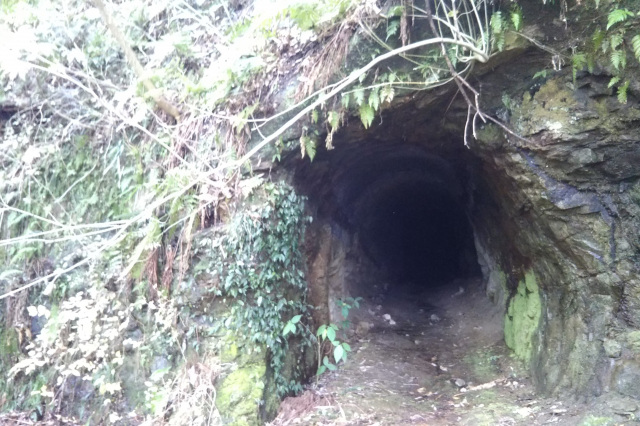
[293,141,481,295]
[360,182,476,284]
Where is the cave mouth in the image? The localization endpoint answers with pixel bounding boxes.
[293,140,481,298]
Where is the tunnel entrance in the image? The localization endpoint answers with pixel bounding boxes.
[293,140,481,300]
[287,137,523,425]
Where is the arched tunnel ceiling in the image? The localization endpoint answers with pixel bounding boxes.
[293,139,478,284]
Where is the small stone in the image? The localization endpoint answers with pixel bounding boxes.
[430,314,440,322]
[389,319,396,325]
[603,338,622,358]
[607,397,638,413]
[612,360,640,398]
[355,321,373,337]
[454,378,466,388]
[383,314,391,321]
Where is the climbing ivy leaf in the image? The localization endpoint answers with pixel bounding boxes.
[632,35,640,63]
[359,103,375,129]
[323,356,337,371]
[282,322,295,336]
[317,324,327,337]
[618,80,630,104]
[334,345,344,363]
[326,326,336,342]
[606,9,634,30]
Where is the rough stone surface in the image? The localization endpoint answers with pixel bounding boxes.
[603,339,622,358]
[504,271,541,363]
[612,361,640,399]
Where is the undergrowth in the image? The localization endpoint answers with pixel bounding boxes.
[194,181,312,397]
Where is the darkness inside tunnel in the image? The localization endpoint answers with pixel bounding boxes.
[292,141,480,292]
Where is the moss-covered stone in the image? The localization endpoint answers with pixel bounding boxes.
[217,363,267,426]
[624,331,640,353]
[216,339,274,425]
[504,270,541,364]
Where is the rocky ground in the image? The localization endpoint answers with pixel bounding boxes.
[269,279,639,426]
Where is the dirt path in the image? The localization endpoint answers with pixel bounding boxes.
[270,279,634,425]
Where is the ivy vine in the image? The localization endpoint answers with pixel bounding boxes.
[212,182,312,396]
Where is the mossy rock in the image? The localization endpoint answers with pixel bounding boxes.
[217,363,267,426]
[504,270,541,364]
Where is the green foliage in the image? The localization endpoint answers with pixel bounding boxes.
[571,52,587,83]
[617,80,630,103]
[211,182,311,396]
[510,5,524,32]
[570,2,639,104]
[336,296,361,328]
[532,69,548,80]
[606,8,634,30]
[300,134,318,161]
[261,0,356,32]
[490,11,506,51]
[359,103,375,128]
[632,34,640,61]
[610,49,626,70]
[314,297,358,377]
[386,19,400,41]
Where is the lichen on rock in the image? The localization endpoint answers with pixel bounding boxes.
[504,270,541,364]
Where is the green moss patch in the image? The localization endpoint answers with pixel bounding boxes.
[504,270,542,364]
[217,363,267,426]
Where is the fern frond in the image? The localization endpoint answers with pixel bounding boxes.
[510,7,523,31]
[571,53,587,82]
[353,87,365,106]
[610,33,624,50]
[592,29,605,52]
[368,87,380,111]
[608,76,620,88]
[490,11,503,34]
[359,104,375,129]
[610,50,627,70]
[327,110,341,131]
[617,80,629,104]
[381,85,395,104]
[341,93,350,108]
[632,34,640,63]
[607,9,634,30]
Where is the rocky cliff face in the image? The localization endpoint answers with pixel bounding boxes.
[276,5,640,401]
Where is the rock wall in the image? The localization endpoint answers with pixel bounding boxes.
[469,69,640,397]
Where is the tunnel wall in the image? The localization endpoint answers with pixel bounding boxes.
[467,71,640,398]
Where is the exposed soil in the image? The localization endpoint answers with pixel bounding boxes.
[270,279,637,426]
